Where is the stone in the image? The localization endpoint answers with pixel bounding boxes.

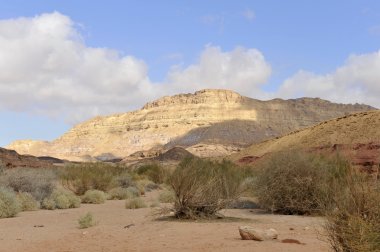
[238,226,278,241]
[7,89,375,161]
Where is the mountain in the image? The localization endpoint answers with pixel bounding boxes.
[7,89,375,161]
[231,110,380,172]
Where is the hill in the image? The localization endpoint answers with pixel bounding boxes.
[7,89,375,161]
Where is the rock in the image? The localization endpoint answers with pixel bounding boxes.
[6,89,374,161]
[238,226,278,241]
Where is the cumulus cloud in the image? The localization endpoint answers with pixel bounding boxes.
[277,51,380,108]
[0,12,272,123]
[165,46,272,96]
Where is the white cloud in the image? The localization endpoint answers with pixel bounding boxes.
[0,12,272,123]
[165,46,272,96]
[277,51,380,108]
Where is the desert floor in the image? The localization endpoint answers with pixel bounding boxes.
[0,191,330,252]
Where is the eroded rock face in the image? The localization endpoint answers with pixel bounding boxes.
[7,89,375,161]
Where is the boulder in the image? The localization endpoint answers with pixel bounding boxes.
[238,226,278,241]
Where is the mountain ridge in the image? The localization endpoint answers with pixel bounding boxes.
[7,89,376,161]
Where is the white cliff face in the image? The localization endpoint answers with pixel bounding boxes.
[7,89,374,161]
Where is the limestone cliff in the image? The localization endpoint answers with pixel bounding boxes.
[7,89,375,161]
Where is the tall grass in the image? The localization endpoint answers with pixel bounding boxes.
[170,157,245,219]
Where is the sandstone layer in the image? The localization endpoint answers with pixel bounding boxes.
[0,148,54,168]
[7,89,375,161]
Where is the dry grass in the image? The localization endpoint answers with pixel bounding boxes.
[170,157,245,219]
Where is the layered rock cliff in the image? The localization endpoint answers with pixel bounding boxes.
[7,89,375,161]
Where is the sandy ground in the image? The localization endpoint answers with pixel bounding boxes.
[0,192,330,252]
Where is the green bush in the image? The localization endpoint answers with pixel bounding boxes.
[158,189,175,203]
[253,151,350,215]
[42,189,81,210]
[107,187,139,200]
[81,190,107,204]
[78,212,97,229]
[0,168,56,202]
[60,163,128,195]
[0,187,21,218]
[17,192,40,211]
[125,198,147,209]
[136,163,170,184]
[170,157,245,219]
[324,170,380,252]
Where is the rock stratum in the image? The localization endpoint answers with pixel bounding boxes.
[7,89,375,161]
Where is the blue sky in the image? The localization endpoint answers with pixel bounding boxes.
[1,0,380,147]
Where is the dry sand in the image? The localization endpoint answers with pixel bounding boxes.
[0,192,329,252]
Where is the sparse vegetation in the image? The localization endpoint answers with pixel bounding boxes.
[158,189,175,203]
[60,163,127,195]
[170,157,245,219]
[81,189,107,204]
[125,197,147,209]
[17,192,40,211]
[253,150,350,215]
[0,168,56,202]
[78,212,97,229]
[323,170,380,252]
[42,189,81,210]
[136,163,170,184]
[0,187,21,218]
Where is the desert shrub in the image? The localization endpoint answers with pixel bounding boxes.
[136,163,170,184]
[170,157,245,219]
[0,168,56,202]
[150,201,160,208]
[324,170,380,252]
[113,172,135,188]
[17,192,40,211]
[107,186,139,200]
[81,190,107,204]
[0,187,21,218]
[158,189,175,203]
[78,212,97,229]
[60,163,128,195]
[253,150,350,215]
[125,198,147,209]
[41,189,81,210]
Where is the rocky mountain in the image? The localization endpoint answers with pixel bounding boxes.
[7,89,375,161]
[232,110,380,173]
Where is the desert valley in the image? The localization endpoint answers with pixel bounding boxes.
[1,89,379,252]
[1,2,380,252]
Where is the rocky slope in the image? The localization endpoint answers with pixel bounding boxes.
[7,89,375,161]
[0,148,54,168]
[232,110,380,173]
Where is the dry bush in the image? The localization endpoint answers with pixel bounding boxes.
[17,192,40,211]
[0,168,56,202]
[41,189,81,210]
[107,187,137,200]
[324,170,380,252]
[81,190,107,204]
[170,157,245,219]
[158,189,175,203]
[253,150,349,215]
[136,163,170,184]
[78,212,97,229]
[60,163,128,195]
[125,197,147,209]
[0,187,21,218]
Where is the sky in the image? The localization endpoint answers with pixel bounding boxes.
[1,0,380,147]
